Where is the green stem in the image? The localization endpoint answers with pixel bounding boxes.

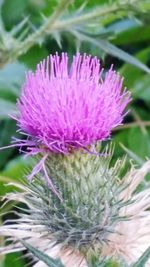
[52,0,141,31]
[0,0,144,67]
[9,0,73,60]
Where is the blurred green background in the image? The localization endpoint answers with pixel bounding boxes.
[0,0,150,266]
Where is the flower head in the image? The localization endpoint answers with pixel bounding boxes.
[16,53,130,155]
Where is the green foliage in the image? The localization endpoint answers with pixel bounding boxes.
[0,120,17,168]
[21,240,65,267]
[97,258,127,267]
[87,251,127,267]
[3,253,25,267]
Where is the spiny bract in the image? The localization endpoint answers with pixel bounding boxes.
[1,151,150,266]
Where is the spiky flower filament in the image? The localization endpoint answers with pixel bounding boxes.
[15,53,130,155]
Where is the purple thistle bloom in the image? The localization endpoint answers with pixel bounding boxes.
[16,53,130,155]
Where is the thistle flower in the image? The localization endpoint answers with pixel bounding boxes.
[15,53,130,155]
[0,53,131,188]
[1,153,150,266]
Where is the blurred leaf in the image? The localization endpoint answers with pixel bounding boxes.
[2,0,28,30]
[132,247,150,267]
[96,39,150,73]
[1,155,32,179]
[120,47,150,88]
[19,45,48,69]
[0,99,17,119]
[21,240,65,267]
[72,32,150,73]
[115,127,150,161]
[133,75,150,101]
[88,253,127,267]
[113,130,129,158]
[107,18,138,36]
[4,252,25,267]
[0,156,32,214]
[0,156,32,197]
[0,260,5,267]
[114,25,150,45]
[103,260,125,267]
[0,120,17,169]
[128,128,150,159]
[0,0,4,8]
[119,47,150,105]
[120,143,144,165]
[0,174,17,196]
[0,62,26,99]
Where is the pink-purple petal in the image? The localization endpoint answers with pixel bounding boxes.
[16,53,131,154]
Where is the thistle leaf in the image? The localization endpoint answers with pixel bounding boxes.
[21,240,65,267]
[10,17,29,37]
[131,247,150,267]
[71,30,150,73]
[120,143,144,165]
[0,99,17,119]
